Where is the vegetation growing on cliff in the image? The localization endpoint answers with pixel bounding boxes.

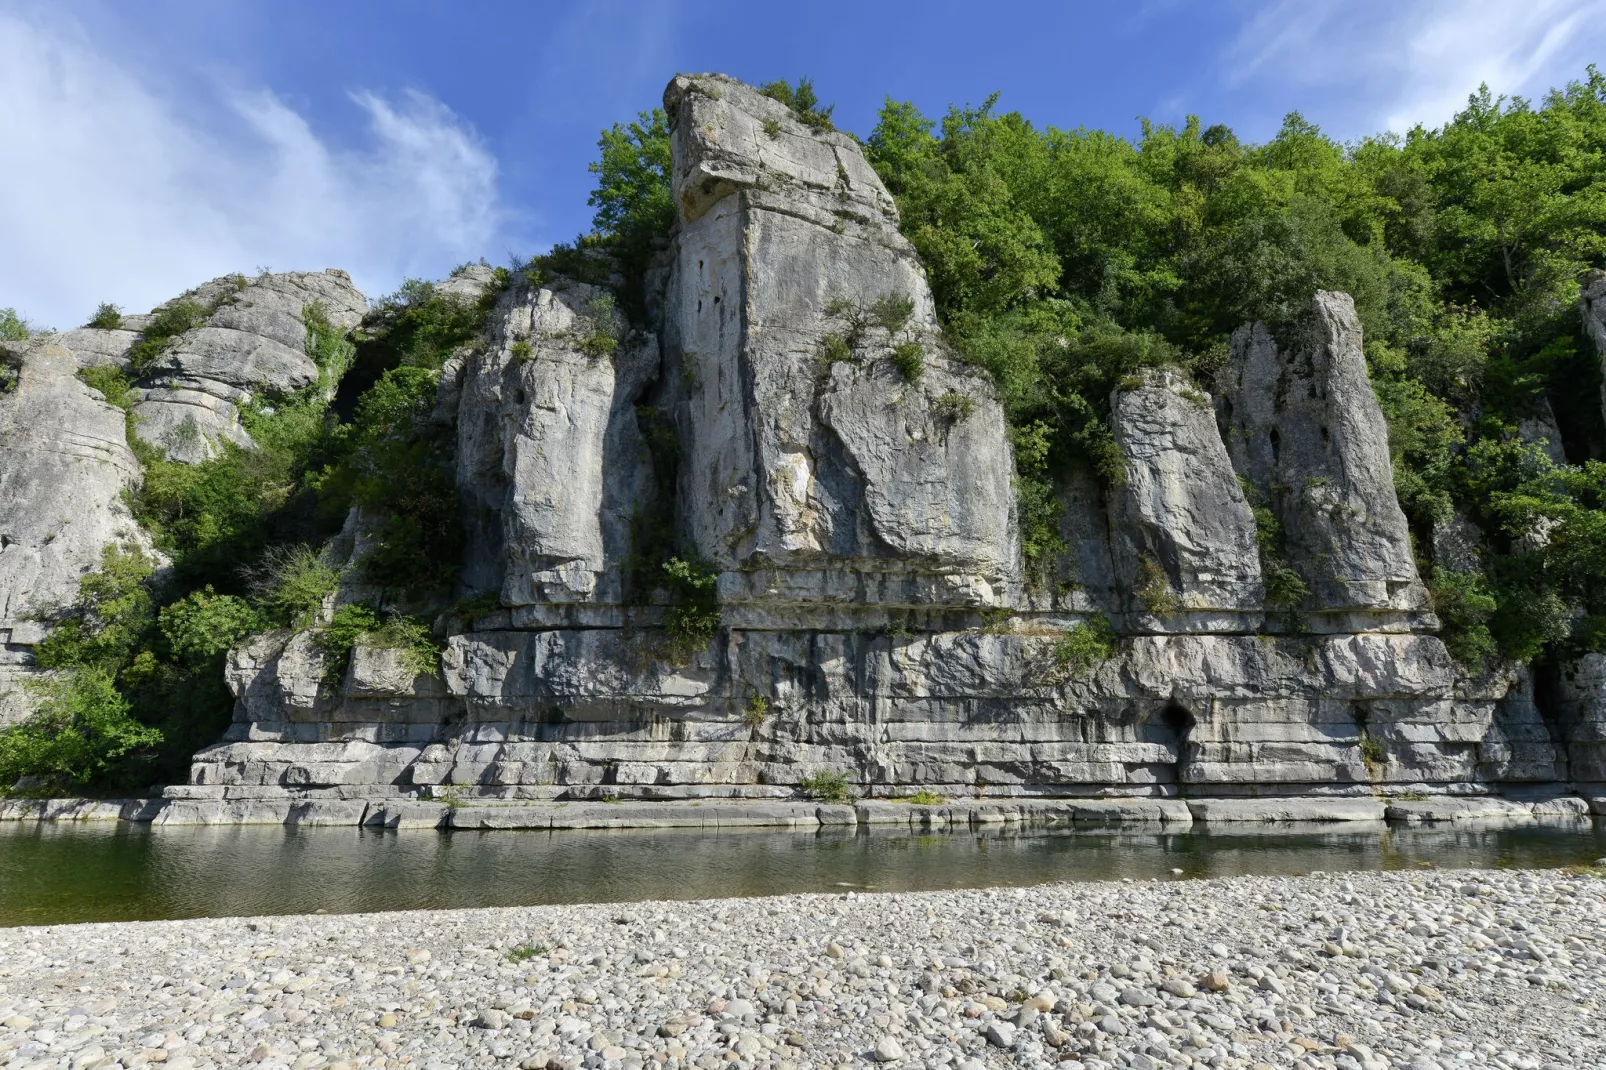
[3,277,499,794]
[863,68,1606,669]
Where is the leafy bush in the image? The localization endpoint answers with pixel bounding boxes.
[932,391,976,422]
[1429,567,1499,672]
[127,300,206,373]
[1051,615,1117,677]
[87,303,123,330]
[759,78,835,132]
[659,556,720,662]
[368,614,443,680]
[1,668,161,795]
[245,545,340,628]
[743,692,769,727]
[0,308,32,341]
[889,340,925,381]
[312,603,381,681]
[159,588,263,663]
[903,789,948,805]
[799,770,856,803]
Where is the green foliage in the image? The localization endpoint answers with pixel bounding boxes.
[799,770,856,803]
[159,588,263,664]
[902,789,948,805]
[245,545,337,627]
[0,308,32,341]
[34,544,156,674]
[10,544,234,793]
[1134,558,1180,615]
[510,340,533,362]
[77,365,132,410]
[932,391,976,422]
[0,668,161,796]
[1429,567,1499,672]
[889,340,925,381]
[127,300,206,374]
[659,556,720,663]
[743,691,770,727]
[583,108,674,319]
[760,78,835,131]
[1051,615,1117,677]
[87,303,123,330]
[507,943,548,964]
[302,301,357,394]
[1357,732,1386,768]
[860,68,1606,662]
[312,603,382,681]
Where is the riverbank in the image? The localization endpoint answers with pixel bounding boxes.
[2,869,1605,1070]
[3,791,1606,831]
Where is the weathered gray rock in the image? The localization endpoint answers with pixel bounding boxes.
[130,269,365,462]
[0,340,152,724]
[1554,653,1606,787]
[1108,369,1262,626]
[1219,292,1431,620]
[48,327,140,367]
[1583,269,1606,429]
[663,73,1016,609]
[455,277,657,606]
[1185,797,1385,822]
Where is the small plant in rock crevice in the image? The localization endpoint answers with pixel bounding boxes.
[1051,615,1117,678]
[1134,557,1180,615]
[743,691,770,727]
[932,391,975,422]
[799,770,857,804]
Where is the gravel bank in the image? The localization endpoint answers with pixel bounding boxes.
[2,869,1604,1070]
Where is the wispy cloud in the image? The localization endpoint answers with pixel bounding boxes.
[0,11,505,329]
[1225,0,1606,136]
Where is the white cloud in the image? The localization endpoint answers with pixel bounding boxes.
[1225,0,1606,136]
[0,11,505,329]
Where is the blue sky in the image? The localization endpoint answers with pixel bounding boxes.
[4,0,1604,328]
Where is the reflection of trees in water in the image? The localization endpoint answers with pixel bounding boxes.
[2,819,1602,927]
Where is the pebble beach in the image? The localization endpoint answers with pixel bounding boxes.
[2,868,1605,1070]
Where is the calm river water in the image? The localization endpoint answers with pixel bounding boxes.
[2,819,1603,927]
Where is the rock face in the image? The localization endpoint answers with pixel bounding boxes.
[453,276,658,610]
[4,74,1599,805]
[1584,269,1606,429]
[0,339,150,724]
[662,75,1016,612]
[1218,293,1431,626]
[129,270,365,463]
[1108,369,1262,628]
[172,74,1606,808]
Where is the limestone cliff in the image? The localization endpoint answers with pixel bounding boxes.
[0,339,154,724]
[4,74,1605,809]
